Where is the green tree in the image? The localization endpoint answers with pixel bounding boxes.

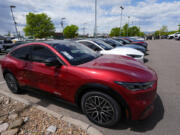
[109,27,120,37]
[154,30,160,37]
[178,24,180,32]
[128,26,140,36]
[63,25,79,38]
[7,31,11,36]
[110,24,144,37]
[159,26,168,35]
[23,13,55,38]
[122,24,129,36]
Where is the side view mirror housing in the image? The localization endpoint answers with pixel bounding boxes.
[44,57,62,67]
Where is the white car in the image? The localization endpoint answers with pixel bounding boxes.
[130,36,145,41]
[174,32,180,40]
[77,39,144,62]
[168,33,176,39]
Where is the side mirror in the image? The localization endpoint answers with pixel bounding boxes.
[44,57,62,67]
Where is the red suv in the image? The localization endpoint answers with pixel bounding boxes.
[0,40,157,127]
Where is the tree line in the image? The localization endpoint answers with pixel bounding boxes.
[23,12,180,39]
[109,24,145,37]
[23,13,79,39]
[154,25,180,37]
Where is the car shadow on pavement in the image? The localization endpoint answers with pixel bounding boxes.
[20,89,164,133]
[21,88,82,114]
[144,58,149,63]
[113,94,164,132]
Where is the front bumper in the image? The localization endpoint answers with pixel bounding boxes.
[114,81,157,121]
[129,87,157,120]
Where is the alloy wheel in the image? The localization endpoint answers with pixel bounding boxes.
[84,95,114,125]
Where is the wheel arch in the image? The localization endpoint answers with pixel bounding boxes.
[75,83,131,119]
[3,68,13,78]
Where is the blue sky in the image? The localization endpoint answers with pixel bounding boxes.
[0,0,180,35]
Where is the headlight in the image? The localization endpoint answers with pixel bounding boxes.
[127,54,142,58]
[115,81,154,91]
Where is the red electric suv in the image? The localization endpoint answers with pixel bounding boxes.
[0,40,157,127]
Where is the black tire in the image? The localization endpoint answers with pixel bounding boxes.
[4,73,21,94]
[81,91,121,127]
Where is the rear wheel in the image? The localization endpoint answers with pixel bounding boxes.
[81,91,121,127]
[4,73,21,94]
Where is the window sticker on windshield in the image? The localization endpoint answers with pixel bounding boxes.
[62,51,74,60]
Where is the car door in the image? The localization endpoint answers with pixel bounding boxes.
[10,45,32,86]
[28,45,67,96]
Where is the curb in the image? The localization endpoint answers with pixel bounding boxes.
[0,90,103,135]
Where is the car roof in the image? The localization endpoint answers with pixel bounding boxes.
[16,40,79,47]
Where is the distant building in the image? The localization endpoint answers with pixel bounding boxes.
[53,33,64,39]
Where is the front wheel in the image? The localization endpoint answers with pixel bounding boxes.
[81,91,121,127]
[4,73,21,94]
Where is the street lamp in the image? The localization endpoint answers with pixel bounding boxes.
[120,6,124,36]
[10,5,19,39]
[60,17,66,38]
[94,0,97,37]
[127,16,130,36]
[83,23,87,37]
[60,17,66,32]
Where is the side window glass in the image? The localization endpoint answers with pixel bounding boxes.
[31,45,56,63]
[11,46,31,61]
[80,42,101,51]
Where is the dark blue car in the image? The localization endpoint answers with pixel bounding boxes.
[102,38,147,54]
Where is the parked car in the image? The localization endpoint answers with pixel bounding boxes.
[167,34,176,39]
[161,35,168,39]
[174,32,180,40]
[123,37,148,48]
[0,40,4,53]
[101,38,146,54]
[77,39,144,62]
[5,41,31,53]
[0,40,158,127]
[130,36,145,41]
[3,39,13,50]
[113,37,148,49]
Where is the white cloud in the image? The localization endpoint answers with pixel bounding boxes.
[111,0,180,31]
[0,0,180,35]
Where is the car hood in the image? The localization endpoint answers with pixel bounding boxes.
[78,55,156,82]
[100,47,144,56]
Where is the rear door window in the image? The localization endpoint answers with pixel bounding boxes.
[11,46,31,61]
[31,45,56,63]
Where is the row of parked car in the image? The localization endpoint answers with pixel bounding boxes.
[0,37,157,127]
[168,32,180,40]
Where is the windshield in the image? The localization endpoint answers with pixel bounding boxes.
[53,42,100,65]
[103,39,123,48]
[93,40,113,50]
[121,39,131,44]
[114,38,130,44]
[109,39,124,46]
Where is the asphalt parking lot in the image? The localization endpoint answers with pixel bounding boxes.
[0,39,180,135]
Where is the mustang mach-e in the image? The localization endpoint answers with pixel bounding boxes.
[0,40,157,127]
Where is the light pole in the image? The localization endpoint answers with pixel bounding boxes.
[94,0,97,37]
[60,17,66,38]
[127,16,130,36]
[10,5,19,39]
[83,23,87,37]
[60,17,66,32]
[120,6,124,36]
